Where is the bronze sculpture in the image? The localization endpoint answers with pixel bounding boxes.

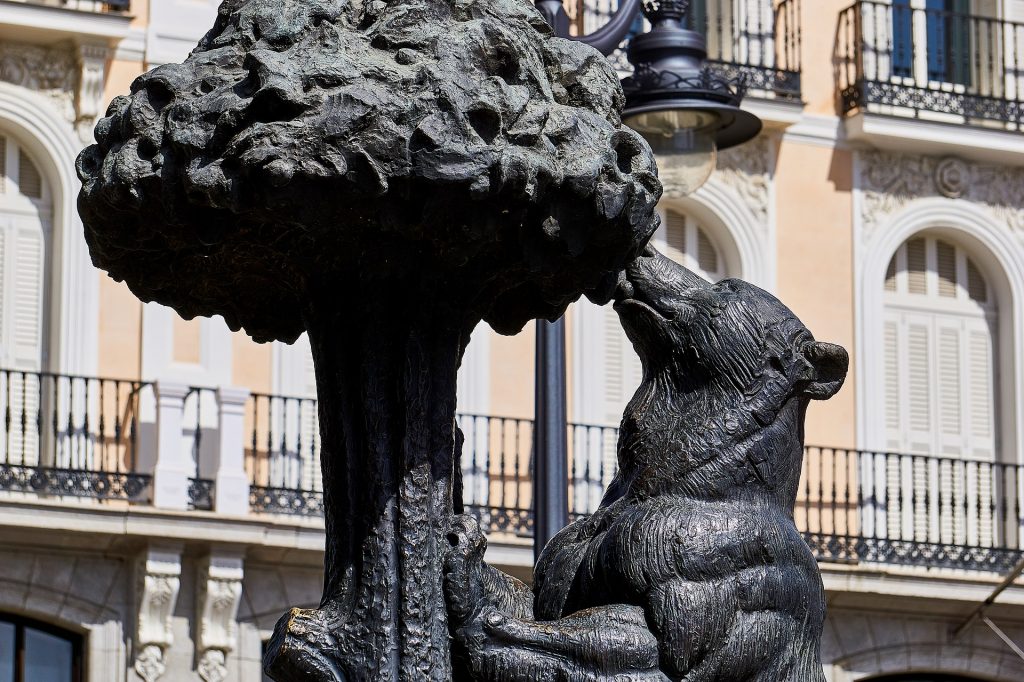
[444,247,848,681]
[76,0,658,678]
[76,0,846,679]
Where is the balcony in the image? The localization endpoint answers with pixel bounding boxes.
[0,371,1021,574]
[574,0,802,101]
[838,1,1024,130]
[7,0,128,13]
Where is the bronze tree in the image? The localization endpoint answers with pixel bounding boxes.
[76,0,661,678]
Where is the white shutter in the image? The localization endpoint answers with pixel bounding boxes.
[659,208,724,282]
[663,211,687,266]
[884,317,902,451]
[9,218,43,370]
[967,323,996,459]
[601,306,642,426]
[935,321,962,456]
[884,236,999,464]
[905,319,933,454]
[0,216,45,467]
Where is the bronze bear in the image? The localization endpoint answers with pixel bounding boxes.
[445,246,849,681]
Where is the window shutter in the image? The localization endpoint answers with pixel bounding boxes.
[884,317,902,451]
[0,217,44,466]
[905,320,933,453]
[906,238,927,294]
[9,219,43,371]
[936,322,962,455]
[696,229,719,274]
[17,150,42,200]
[601,306,642,426]
[884,236,998,467]
[663,211,687,265]
[967,323,996,459]
[936,240,957,298]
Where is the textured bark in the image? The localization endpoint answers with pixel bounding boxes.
[266,279,465,681]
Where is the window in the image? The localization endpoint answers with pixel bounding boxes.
[0,614,80,682]
[882,236,997,461]
[0,134,51,467]
[0,133,48,373]
[892,0,972,85]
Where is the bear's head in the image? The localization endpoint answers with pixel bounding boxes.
[610,246,848,499]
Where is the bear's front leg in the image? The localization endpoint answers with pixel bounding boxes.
[444,516,668,682]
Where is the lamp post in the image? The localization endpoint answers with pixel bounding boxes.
[532,0,762,563]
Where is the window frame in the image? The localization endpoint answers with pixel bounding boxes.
[0,613,82,682]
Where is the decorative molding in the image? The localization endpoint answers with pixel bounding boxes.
[713,136,771,227]
[0,42,76,123]
[196,554,244,682]
[782,114,843,149]
[135,548,183,682]
[858,150,1024,243]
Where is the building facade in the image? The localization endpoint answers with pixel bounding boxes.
[0,0,1023,680]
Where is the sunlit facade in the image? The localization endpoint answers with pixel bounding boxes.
[0,0,1023,680]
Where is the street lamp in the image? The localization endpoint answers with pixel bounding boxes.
[622,0,763,195]
[532,0,762,561]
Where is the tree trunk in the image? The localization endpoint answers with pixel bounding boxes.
[265,279,466,681]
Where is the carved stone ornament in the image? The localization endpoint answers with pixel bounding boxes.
[196,556,244,682]
[0,39,108,140]
[859,150,1024,237]
[444,247,848,681]
[77,0,661,679]
[135,549,182,682]
[0,41,76,121]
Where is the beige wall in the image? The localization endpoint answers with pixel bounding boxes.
[799,0,849,115]
[775,140,856,449]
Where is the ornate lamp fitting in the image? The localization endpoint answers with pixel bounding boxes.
[641,0,691,25]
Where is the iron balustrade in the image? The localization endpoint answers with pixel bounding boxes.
[0,369,150,502]
[838,1,1024,128]
[246,392,324,516]
[185,386,217,511]
[575,0,801,99]
[802,446,1024,573]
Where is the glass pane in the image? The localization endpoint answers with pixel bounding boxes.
[24,627,73,682]
[892,0,914,78]
[0,622,13,682]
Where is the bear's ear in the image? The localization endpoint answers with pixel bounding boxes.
[801,342,849,400]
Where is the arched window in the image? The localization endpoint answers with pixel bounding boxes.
[0,133,52,468]
[882,235,997,461]
[0,613,81,682]
[0,133,50,373]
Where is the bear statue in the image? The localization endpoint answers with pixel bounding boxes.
[444,245,849,681]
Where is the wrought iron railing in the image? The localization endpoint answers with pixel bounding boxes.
[246,392,324,516]
[460,416,1024,573]
[575,0,802,99]
[0,370,151,502]
[239,400,1024,573]
[801,446,1024,573]
[838,1,1024,128]
[185,386,217,511]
